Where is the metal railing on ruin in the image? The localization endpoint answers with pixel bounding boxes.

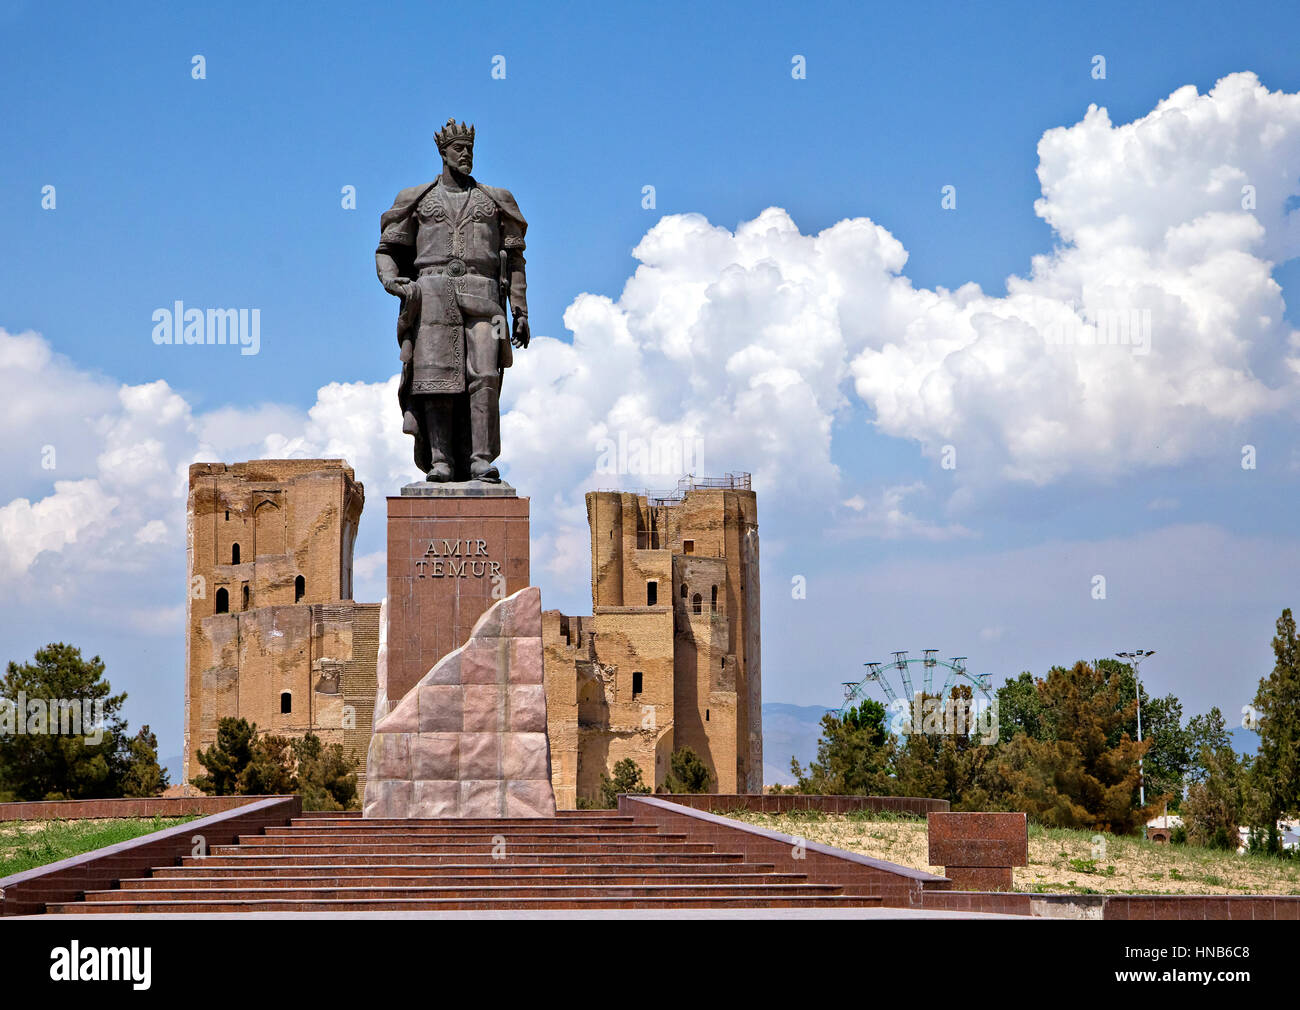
[643,472,751,507]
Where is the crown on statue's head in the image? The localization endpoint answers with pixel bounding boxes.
[435,118,475,151]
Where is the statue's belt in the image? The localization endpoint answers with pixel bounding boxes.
[418,259,488,279]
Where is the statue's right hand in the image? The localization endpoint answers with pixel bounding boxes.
[384,276,416,299]
[399,339,413,363]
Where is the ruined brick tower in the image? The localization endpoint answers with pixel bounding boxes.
[183,460,380,791]
[542,474,762,807]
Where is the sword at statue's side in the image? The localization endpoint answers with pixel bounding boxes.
[499,249,511,331]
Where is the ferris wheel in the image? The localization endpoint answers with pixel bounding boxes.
[840,649,994,715]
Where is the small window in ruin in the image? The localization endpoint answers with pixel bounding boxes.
[215,588,229,614]
[242,584,249,610]
[646,580,657,606]
[281,692,292,714]
[711,585,718,612]
[295,575,305,602]
[225,510,229,521]
[692,593,703,615]
[706,708,710,722]
[231,543,240,565]
[680,583,687,599]
[632,670,643,697]
[683,539,695,555]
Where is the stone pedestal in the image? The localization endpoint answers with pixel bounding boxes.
[386,484,529,707]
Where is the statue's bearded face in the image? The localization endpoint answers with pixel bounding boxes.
[442,139,474,175]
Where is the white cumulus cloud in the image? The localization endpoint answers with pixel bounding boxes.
[1,71,1297,616]
[851,72,1300,486]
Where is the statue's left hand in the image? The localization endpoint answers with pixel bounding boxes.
[511,314,530,349]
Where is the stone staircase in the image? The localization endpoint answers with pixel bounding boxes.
[46,810,882,912]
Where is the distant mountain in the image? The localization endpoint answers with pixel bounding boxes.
[762,703,833,786]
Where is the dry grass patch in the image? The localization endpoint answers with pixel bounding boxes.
[716,809,1300,895]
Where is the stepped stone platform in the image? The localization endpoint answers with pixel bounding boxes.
[19,795,1300,918]
[42,810,885,913]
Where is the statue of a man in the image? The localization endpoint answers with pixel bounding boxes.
[376,118,530,482]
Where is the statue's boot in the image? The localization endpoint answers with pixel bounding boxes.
[468,380,502,482]
[469,458,499,481]
[423,397,455,483]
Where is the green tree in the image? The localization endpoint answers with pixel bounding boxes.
[190,718,359,809]
[660,746,713,794]
[995,661,1151,833]
[1247,609,1300,854]
[790,701,892,794]
[1183,708,1246,850]
[119,724,169,798]
[293,734,360,811]
[893,688,999,809]
[598,757,649,809]
[190,717,257,796]
[1101,659,1190,810]
[239,733,296,795]
[1134,693,1189,810]
[996,672,1046,743]
[1186,707,1235,784]
[0,643,131,800]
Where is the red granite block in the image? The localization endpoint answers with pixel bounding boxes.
[928,812,1027,866]
[945,866,1013,891]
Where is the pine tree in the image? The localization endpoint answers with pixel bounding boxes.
[1099,658,1190,809]
[996,661,1151,833]
[598,757,650,808]
[1183,707,1246,849]
[0,643,130,800]
[191,717,258,795]
[120,724,169,797]
[238,733,296,795]
[190,719,359,808]
[660,746,713,793]
[1247,609,1300,853]
[1186,707,1234,784]
[294,734,360,811]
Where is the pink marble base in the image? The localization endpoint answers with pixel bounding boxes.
[363,586,557,818]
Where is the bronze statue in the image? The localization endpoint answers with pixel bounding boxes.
[377,119,530,482]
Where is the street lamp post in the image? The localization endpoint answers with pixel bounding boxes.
[1116,650,1156,807]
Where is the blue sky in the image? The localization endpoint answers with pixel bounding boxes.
[2,1,1298,775]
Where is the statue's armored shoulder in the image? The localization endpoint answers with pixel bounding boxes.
[477,184,527,234]
[380,180,438,232]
